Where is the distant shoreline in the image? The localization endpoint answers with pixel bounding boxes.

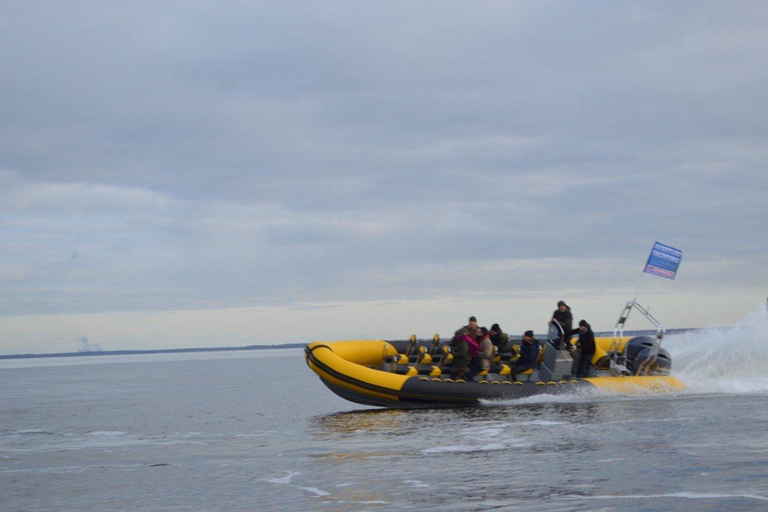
[0,343,306,360]
[0,327,703,360]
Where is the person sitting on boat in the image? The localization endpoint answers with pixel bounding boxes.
[455,316,481,340]
[449,335,471,380]
[550,300,573,350]
[512,330,540,377]
[468,327,494,380]
[572,320,596,378]
[489,323,509,349]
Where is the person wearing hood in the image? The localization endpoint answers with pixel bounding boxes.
[512,330,540,377]
[489,323,509,349]
[573,320,596,378]
[550,300,573,350]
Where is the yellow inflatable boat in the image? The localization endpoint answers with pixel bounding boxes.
[305,334,685,408]
[306,302,689,408]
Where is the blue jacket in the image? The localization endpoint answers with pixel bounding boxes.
[517,340,540,370]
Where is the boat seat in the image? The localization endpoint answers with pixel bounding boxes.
[383,353,410,373]
[427,366,442,377]
[491,346,501,364]
[393,365,418,376]
[400,335,422,363]
[384,353,409,364]
[437,346,453,370]
[494,364,513,381]
[427,356,445,367]
[415,348,434,373]
[428,334,442,356]
[501,345,521,364]
[517,368,533,381]
[384,346,443,377]
[417,365,440,375]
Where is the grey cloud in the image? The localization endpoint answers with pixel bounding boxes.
[1,2,768,319]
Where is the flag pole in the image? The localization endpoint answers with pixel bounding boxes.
[632,271,645,303]
[633,241,656,304]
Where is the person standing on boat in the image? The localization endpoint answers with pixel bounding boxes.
[462,331,483,380]
[455,316,481,340]
[469,327,494,380]
[449,335,471,380]
[489,323,509,350]
[550,301,573,350]
[573,320,596,378]
[512,330,540,377]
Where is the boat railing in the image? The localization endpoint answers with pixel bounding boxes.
[610,300,665,376]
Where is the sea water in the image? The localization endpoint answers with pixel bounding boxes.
[2,307,768,511]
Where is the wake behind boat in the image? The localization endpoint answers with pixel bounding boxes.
[305,301,686,408]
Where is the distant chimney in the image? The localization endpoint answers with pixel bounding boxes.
[76,336,103,353]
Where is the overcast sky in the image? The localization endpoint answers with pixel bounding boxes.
[2,1,767,354]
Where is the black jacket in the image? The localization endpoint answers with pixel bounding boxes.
[518,340,540,368]
[552,308,573,331]
[489,331,509,349]
[574,324,596,355]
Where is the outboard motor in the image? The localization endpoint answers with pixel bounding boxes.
[625,336,672,375]
[633,346,672,375]
[625,336,655,366]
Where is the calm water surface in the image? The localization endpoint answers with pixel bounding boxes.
[3,320,768,511]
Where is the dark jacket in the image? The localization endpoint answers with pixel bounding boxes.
[455,324,481,340]
[489,331,509,349]
[516,339,540,370]
[450,336,470,369]
[552,307,573,332]
[574,324,596,355]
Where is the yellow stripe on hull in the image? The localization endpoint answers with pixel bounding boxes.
[584,375,686,393]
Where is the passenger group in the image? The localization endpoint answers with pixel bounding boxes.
[449,300,596,381]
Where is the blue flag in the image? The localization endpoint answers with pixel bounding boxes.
[643,241,683,280]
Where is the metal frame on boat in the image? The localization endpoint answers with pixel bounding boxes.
[610,300,667,376]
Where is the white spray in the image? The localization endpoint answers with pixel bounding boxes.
[484,303,768,407]
[665,303,768,394]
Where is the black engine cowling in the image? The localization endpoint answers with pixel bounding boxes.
[625,336,672,375]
